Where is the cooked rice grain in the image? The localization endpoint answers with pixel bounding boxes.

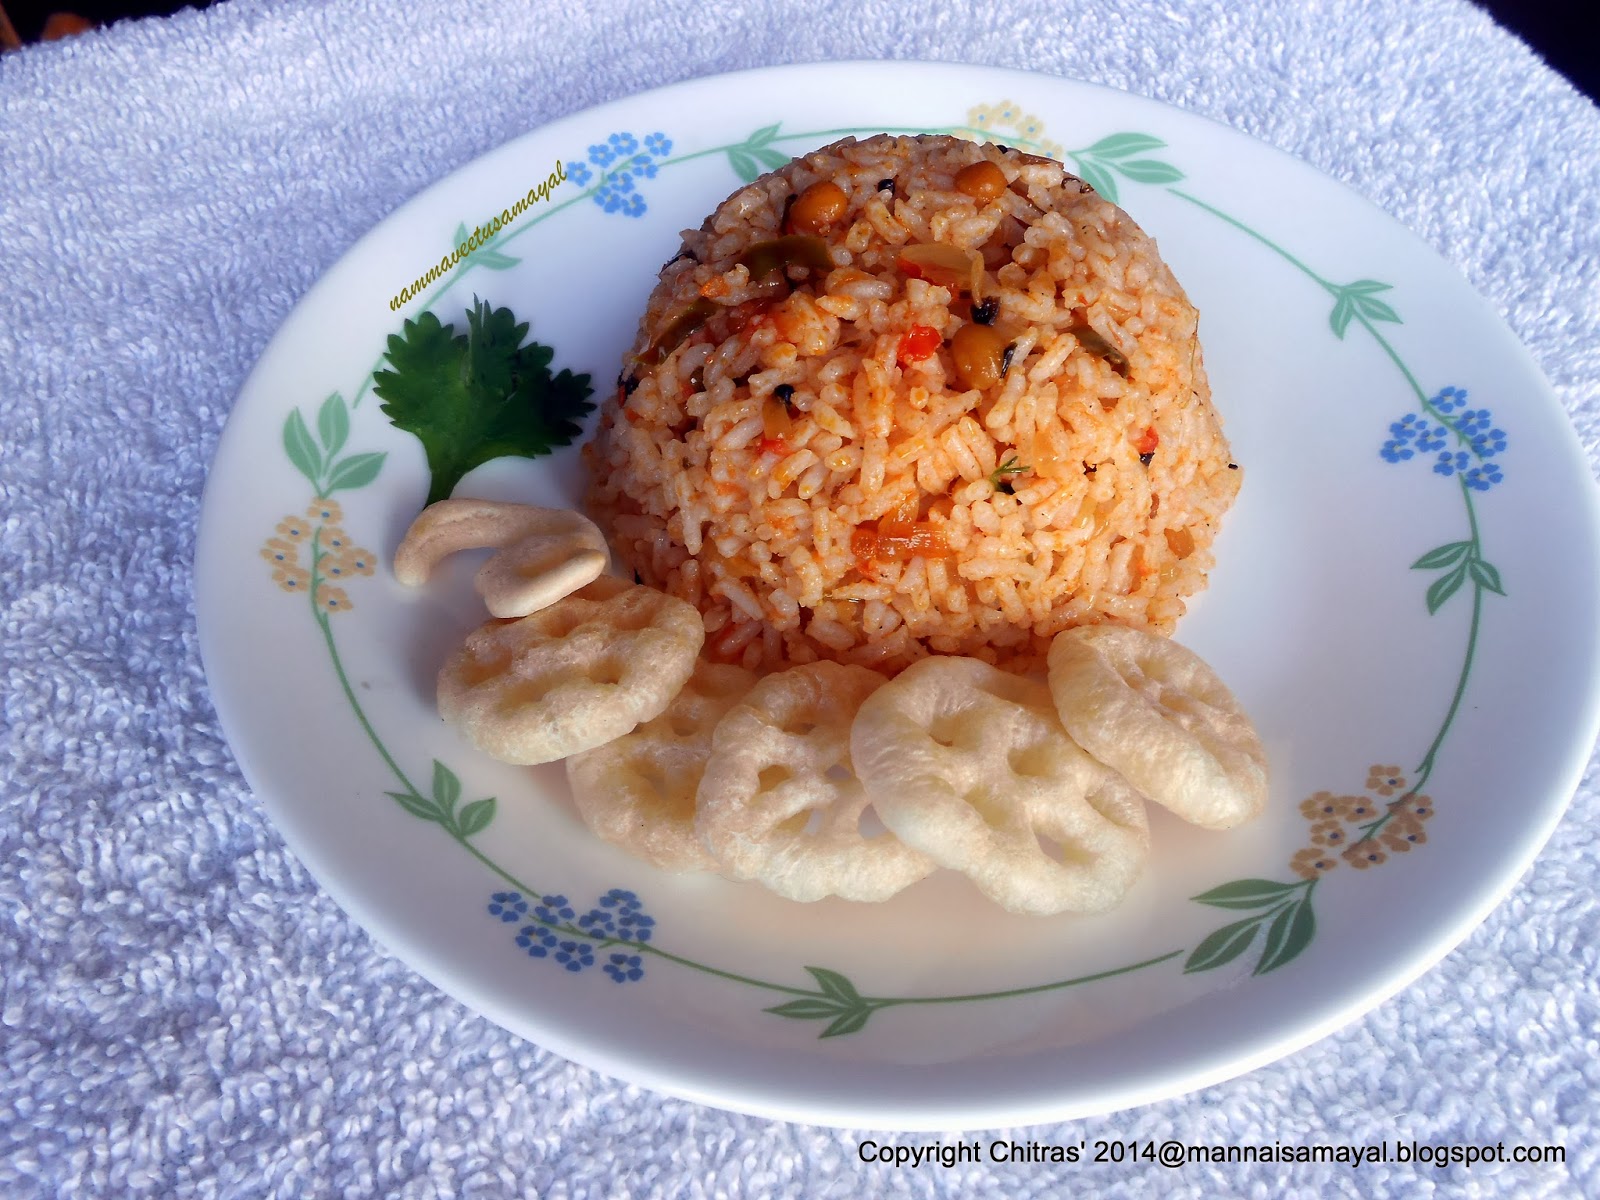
[586,134,1239,674]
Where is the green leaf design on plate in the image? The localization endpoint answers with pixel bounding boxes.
[822,1008,875,1038]
[1114,159,1185,184]
[1082,132,1168,159]
[726,123,791,183]
[1069,157,1121,202]
[764,966,882,1036]
[283,409,323,487]
[1412,541,1473,569]
[387,789,444,824]
[1191,878,1303,911]
[1329,279,1403,339]
[457,797,497,838]
[454,221,521,271]
[1469,558,1505,595]
[766,997,852,1020]
[1329,296,1355,339]
[317,393,349,460]
[1067,132,1186,202]
[1254,898,1316,975]
[806,966,864,1004]
[1183,914,1265,973]
[324,451,387,494]
[432,760,461,812]
[1426,564,1468,614]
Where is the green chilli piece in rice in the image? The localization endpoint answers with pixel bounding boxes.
[585,133,1239,675]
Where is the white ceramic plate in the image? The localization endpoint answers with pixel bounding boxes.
[195,61,1600,1130]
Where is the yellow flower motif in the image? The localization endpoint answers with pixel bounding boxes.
[1037,138,1065,160]
[1380,813,1427,853]
[276,516,311,542]
[306,497,343,523]
[1404,795,1435,822]
[1333,794,1377,822]
[1290,847,1338,879]
[1299,791,1340,821]
[1309,820,1347,848]
[274,565,311,593]
[317,526,352,555]
[1366,764,1407,796]
[1343,840,1387,870]
[316,584,354,614]
[961,101,1057,157]
[339,546,377,576]
[260,537,299,568]
[321,556,354,581]
[967,103,998,128]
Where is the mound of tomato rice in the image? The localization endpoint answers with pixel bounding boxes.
[585,133,1239,673]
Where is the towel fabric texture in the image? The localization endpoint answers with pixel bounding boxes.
[3,0,1599,1195]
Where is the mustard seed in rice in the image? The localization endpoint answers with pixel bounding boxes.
[585,134,1239,674]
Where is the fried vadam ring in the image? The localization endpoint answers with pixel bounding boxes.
[694,661,937,903]
[851,656,1150,916]
[1047,625,1267,831]
[437,575,704,765]
[393,497,610,618]
[566,660,759,872]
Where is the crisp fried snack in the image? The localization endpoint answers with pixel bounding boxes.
[695,661,936,902]
[393,497,609,618]
[566,660,759,872]
[852,656,1150,915]
[437,576,704,764]
[1047,626,1267,830]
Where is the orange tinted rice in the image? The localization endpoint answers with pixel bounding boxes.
[585,134,1239,674]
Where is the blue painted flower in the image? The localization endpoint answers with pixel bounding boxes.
[534,895,576,926]
[497,887,656,975]
[1471,426,1507,457]
[616,910,656,943]
[517,923,560,958]
[1413,422,1449,453]
[1382,387,1507,490]
[1389,414,1423,440]
[604,953,645,983]
[554,940,596,972]
[1380,439,1414,463]
[571,131,668,219]
[488,892,528,923]
[1464,462,1504,491]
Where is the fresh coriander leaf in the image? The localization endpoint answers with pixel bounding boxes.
[373,299,595,505]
